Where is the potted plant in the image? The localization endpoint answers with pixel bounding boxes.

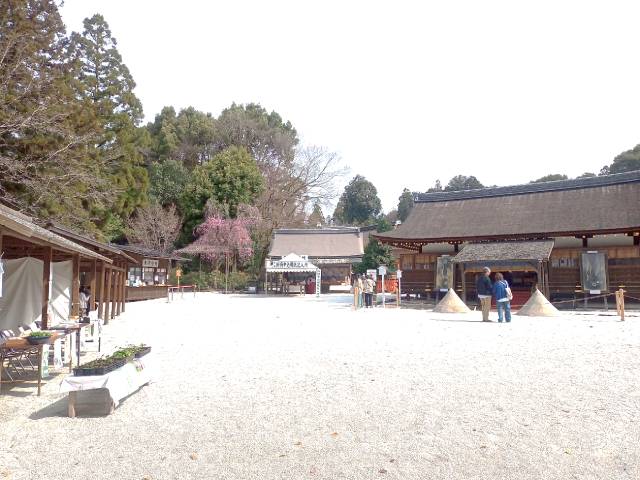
[27,330,53,345]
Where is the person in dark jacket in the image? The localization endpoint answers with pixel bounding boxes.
[476,267,493,322]
[492,272,512,323]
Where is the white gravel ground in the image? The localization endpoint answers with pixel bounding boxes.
[1,293,639,480]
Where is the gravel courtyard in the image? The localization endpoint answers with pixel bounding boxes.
[1,293,639,480]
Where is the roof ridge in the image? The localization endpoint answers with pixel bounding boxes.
[415,170,640,203]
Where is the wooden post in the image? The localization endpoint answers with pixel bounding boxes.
[460,263,467,303]
[111,269,118,319]
[121,262,127,312]
[115,267,122,316]
[616,289,625,321]
[98,261,105,320]
[41,247,52,329]
[103,266,112,325]
[71,254,80,318]
[90,259,97,312]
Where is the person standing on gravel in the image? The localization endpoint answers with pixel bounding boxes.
[364,275,375,308]
[476,267,493,322]
[492,272,512,323]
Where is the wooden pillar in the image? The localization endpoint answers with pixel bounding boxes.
[461,263,467,303]
[544,261,551,299]
[41,247,52,329]
[122,263,127,312]
[71,254,80,318]
[110,268,118,320]
[115,267,122,316]
[98,261,105,320]
[103,266,112,325]
[90,259,97,312]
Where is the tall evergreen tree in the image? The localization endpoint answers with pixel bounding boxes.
[333,175,382,225]
[69,14,148,237]
[397,188,414,222]
[308,202,325,226]
[0,0,109,230]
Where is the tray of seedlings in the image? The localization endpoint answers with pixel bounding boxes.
[73,345,151,376]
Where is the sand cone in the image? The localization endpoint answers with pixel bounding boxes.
[433,288,471,313]
[516,289,561,317]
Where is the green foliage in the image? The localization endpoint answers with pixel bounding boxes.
[530,174,568,183]
[179,146,263,240]
[576,172,596,178]
[308,202,325,226]
[0,0,111,230]
[601,144,640,175]
[149,159,192,206]
[147,106,217,167]
[397,188,414,222]
[375,215,393,233]
[101,213,126,242]
[354,239,395,274]
[216,102,298,168]
[69,14,149,231]
[444,175,484,191]
[426,179,443,192]
[333,175,382,225]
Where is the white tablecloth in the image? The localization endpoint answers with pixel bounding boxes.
[59,355,153,407]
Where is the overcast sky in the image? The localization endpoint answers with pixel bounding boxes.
[60,1,640,213]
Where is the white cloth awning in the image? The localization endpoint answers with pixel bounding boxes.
[266,253,319,273]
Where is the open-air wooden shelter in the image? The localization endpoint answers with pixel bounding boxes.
[375,171,640,306]
[46,224,136,324]
[0,205,112,330]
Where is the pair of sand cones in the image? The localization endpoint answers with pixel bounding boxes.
[433,288,560,317]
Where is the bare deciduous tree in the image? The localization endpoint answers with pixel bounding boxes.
[126,203,181,254]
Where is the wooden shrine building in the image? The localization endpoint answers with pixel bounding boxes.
[0,205,112,330]
[117,244,182,301]
[375,171,640,305]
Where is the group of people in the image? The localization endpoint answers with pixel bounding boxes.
[352,274,377,309]
[476,267,512,323]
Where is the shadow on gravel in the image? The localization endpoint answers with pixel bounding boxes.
[29,397,68,419]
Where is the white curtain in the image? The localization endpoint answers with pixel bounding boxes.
[51,260,72,324]
[0,258,43,331]
[0,258,73,331]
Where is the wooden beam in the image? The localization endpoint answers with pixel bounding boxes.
[71,254,80,318]
[41,246,52,329]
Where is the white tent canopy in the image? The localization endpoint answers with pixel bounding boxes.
[265,253,321,296]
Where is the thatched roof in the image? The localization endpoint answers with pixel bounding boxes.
[269,227,364,259]
[453,240,554,263]
[376,171,640,245]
